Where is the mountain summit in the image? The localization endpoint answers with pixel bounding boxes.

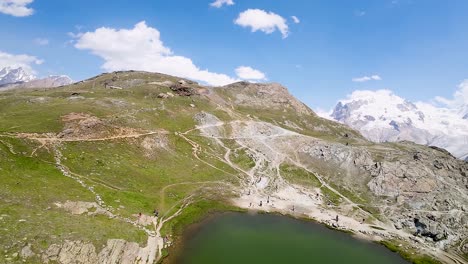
[329,90,468,160]
[0,67,35,85]
[0,66,73,90]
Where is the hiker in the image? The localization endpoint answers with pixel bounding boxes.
[259,201,263,207]
[292,205,295,212]
[138,212,142,218]
[248,189,251,195]
[336,215,339,222]
[249,202,252,207]
[267,196,270,204]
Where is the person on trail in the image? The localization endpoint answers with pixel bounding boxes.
[336,215,339,222]
[139,212,142,218]
[249,202,252,207]
[292,205,295,212]
[259,201,263,207]
[267,196,270,204]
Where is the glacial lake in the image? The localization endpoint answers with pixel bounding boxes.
[173,212,409,264]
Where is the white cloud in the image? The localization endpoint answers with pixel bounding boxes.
[74,21,240,86]
[435,80,468,108]
[235,66,266,80]
[352,75,382,82]
[0,50,42,74]
[34,38,49,46]
[235,9,289,39]
[291,16,300,24]
[210,0,234,8]
[0,0,34,17]
[316,108,334,120]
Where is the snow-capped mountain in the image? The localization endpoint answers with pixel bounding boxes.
[0,67,35,85]
[0,66,73,89]
[328,90,468,160]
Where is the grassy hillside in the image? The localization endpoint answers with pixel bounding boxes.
[0,71,464,264]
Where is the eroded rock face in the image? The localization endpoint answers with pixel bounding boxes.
[43,240,97,264]
[300,139,468,249]
[42,238,157,264]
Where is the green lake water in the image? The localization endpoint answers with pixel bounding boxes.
[175,212,409,264]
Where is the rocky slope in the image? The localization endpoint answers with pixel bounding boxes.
[329,89,468,160]
[0,71,466,264]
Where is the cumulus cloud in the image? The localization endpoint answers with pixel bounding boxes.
[0,0,34,17]
[235,9,289,38]
[74,21,242,86]
[0,50,42,73]
[34,38,49,46]
[210,0,234,8]
[291,16,300,24]
[235,66,266,80]
[352,75,382,82]
[435,80,468,108]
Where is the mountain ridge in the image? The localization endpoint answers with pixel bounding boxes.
[0,66,73,90]
[0,66,35,85]
[328,89,468,160]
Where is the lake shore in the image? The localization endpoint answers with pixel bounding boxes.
[158,198,450,264]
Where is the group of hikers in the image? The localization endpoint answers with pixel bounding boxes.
[137,209,160,219]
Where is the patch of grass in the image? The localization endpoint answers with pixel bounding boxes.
[161,199,245,239]
[320,186,343,205]
[230,148,255,171]
[280,163,321,188]
[0,140,146,259]
[380,240,442,264]
[60,135,237,217]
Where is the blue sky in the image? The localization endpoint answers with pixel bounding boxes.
[1,0,468,110]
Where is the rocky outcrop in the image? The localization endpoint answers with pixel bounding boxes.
[170,80,197,96]
[217,82,315,115]
[300,138,468,249]
[20,244,35,259]
[42,237,158,264]
[55,201,113,217]
[43,240,97,264]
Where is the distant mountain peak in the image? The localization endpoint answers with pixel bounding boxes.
[329,89,468,160]
[0,66,36,85]
[0,67,73,90]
